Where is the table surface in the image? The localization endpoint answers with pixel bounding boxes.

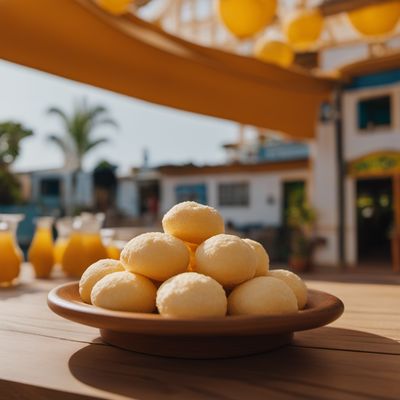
[0,265,399,400]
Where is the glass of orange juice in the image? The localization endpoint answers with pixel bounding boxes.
[0,221,21,286]
[101,228,121,260]
[0,214,24,262]
[28,217,55,279]
[54,217,73,266]
[81,213,108,266]
[61,217,87,278]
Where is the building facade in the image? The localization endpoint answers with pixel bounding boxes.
[159,161,309,229]
[312,66,400,269]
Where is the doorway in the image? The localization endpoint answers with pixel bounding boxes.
[356,177,393,266]
[282,180,306,226]
[280,180,306,262]
[138,179,160,225]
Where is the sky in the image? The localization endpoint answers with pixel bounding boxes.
[0,60,239,175]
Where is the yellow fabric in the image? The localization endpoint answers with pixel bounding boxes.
[217,0,277,39]
[0,0,335,138]
[254,40,294,68]
[348,1,400,36]
[285,9,324,50]
[96,0,132,15]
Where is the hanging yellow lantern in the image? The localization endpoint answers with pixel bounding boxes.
[95,0,132,15]
[254,39,294,68]
[217,0,277,39]
[348,1,400,36]
[284,9,324,50]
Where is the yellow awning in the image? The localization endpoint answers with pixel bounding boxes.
[0,0,336,138]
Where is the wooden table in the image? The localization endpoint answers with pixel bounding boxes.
[0,265,399,400]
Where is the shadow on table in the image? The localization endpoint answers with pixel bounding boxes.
[0,269,74,300]
[0,282,43,300]
[68,327,400,400]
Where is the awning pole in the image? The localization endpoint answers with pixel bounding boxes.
[334,87,346,268]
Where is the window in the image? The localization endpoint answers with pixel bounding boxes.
[218,182,249,207]
[358,95,391,131]
[175,184,207,204]
[40,178,60,197]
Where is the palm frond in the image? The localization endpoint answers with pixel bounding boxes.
[88,105,108,117]
[47,107,71,132]
[84,137,109,153]
[92,117,119,130]
[47,134,70,154]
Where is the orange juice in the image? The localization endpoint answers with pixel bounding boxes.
[0,226,21,286]
[107,244,121,260]
[54,237,68,265]
[100,228,120,260]
[80,213,107,266]
[83,233,108,265]
[0,214,24,262]
[54,217,73,267]
[28,217,55,278]
[61,232,87,278]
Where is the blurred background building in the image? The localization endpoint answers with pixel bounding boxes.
[1,0,400,272]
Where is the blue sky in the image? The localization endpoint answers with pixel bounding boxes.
[0,60,238,175]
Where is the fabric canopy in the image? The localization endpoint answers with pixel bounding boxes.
[0,0,336,138]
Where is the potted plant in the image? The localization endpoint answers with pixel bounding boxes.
[287,202,317,273]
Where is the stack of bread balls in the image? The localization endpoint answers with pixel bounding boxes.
[79,201,308,318]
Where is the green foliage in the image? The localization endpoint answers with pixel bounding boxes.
[94,160,118,172]
[0,121,32,205]
[287,202,316,230]
[0,168,21,204]
[286,186,316,230]
[93,159,117,189]
[286,187,317,259]
[0,121,33,166]
[47,99,118,170]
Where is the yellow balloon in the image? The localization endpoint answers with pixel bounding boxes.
[217,0,277,39]
[285,9,324,50]
[348,1,400,36]
[95,0,132,15]
[254,39,294,67]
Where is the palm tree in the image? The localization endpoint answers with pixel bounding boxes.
[47,99,118,171]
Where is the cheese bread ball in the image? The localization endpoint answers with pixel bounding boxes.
[162,201,224,244]
[91,271,157,312]
[79,259,124,304]
[195,234,257,287]
[228,276,298,316]
[268,269,308,309]
[243,239,269,277]
[120,232,189,281]
[156,272,227,318]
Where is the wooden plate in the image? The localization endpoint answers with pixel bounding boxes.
[48,282,344,359]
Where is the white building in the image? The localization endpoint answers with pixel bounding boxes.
[159,160,309,228]
[313,58,400,269]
